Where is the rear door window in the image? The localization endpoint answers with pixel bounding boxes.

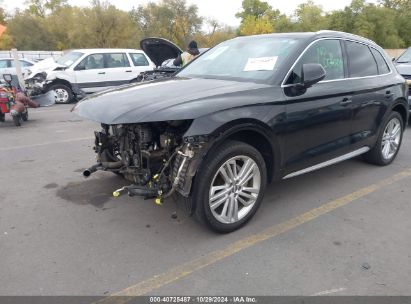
[346,41,378,77]
[129,53,149,66]
[287,39,344,84]
[105,53,130,68]
[370,48,390,75]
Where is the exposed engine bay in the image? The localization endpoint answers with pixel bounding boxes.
[83,120,207,203]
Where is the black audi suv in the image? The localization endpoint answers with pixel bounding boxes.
[74,31,408,232]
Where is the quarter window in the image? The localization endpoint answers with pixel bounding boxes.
[370,48,390,74]
[287,39,344,84]
[105,53,130,68]
[346,41,378,77]
[130,53,149,66]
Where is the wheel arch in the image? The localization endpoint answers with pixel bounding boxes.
[46,78,73,91]
[200,119,282,183]
[391,99,409,126]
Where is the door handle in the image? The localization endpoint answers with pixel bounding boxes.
[125,70,132,73]
[98,72,106,75]
[340,97,352,105]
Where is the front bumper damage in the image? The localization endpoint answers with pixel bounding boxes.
[83,127,209,205]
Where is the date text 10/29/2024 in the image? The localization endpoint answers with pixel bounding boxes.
[149,297,258,303]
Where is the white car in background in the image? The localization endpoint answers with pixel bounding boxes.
[0,58,35,78]
[26,49,155,103]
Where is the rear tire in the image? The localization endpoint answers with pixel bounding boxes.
[49,84,74,104]
[363,111,403,166]
[192,140,267,233]
[0,113,5,122]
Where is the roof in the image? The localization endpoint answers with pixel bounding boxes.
[234,30,378,47]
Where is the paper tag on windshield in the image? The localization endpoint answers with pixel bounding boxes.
[244,57,278,71]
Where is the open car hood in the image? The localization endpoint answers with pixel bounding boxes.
[140,37,182,67]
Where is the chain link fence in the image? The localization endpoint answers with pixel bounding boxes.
[0,51,63,61]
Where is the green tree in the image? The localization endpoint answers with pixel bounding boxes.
[69,1,140,48]
[294,0,326,32]
[239,15,274,35]
[131,0,202,48]
[236,0,272,20]
[7,12,54,49]
[25,0,68,17]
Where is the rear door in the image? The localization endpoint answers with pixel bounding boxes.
[102,53,134,86]
[343,41,392,150]
[282,39,353,175]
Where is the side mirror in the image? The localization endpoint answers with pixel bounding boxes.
[3,73,12,84]
[301,63,326,88]
[392,57,396,62]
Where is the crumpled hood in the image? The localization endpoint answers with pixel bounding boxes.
[73,77,271,125]
[25,57,65,80]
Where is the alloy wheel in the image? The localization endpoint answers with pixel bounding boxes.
[209,156,261,224]
[381,117,401,160]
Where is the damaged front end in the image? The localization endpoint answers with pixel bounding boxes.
[83,120,208,204]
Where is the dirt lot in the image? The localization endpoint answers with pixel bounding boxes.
[1,105,410,296]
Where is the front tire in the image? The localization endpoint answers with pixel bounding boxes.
[363,111,403,166]
[49,84,74,104]
[193,140,267,233]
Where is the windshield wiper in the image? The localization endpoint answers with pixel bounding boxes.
[397,61,411,63]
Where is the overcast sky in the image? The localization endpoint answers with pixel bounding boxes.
[4,0,377,27]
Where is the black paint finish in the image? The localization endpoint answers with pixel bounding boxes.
[74,31,408,179]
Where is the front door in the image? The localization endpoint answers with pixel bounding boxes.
[74,53,108,93]
[282,39,353,175]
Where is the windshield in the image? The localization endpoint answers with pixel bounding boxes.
[397,48,411,63]
[56,51,84,67]
[178,36,300,83]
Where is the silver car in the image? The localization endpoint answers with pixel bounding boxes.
[0,58,35,78]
